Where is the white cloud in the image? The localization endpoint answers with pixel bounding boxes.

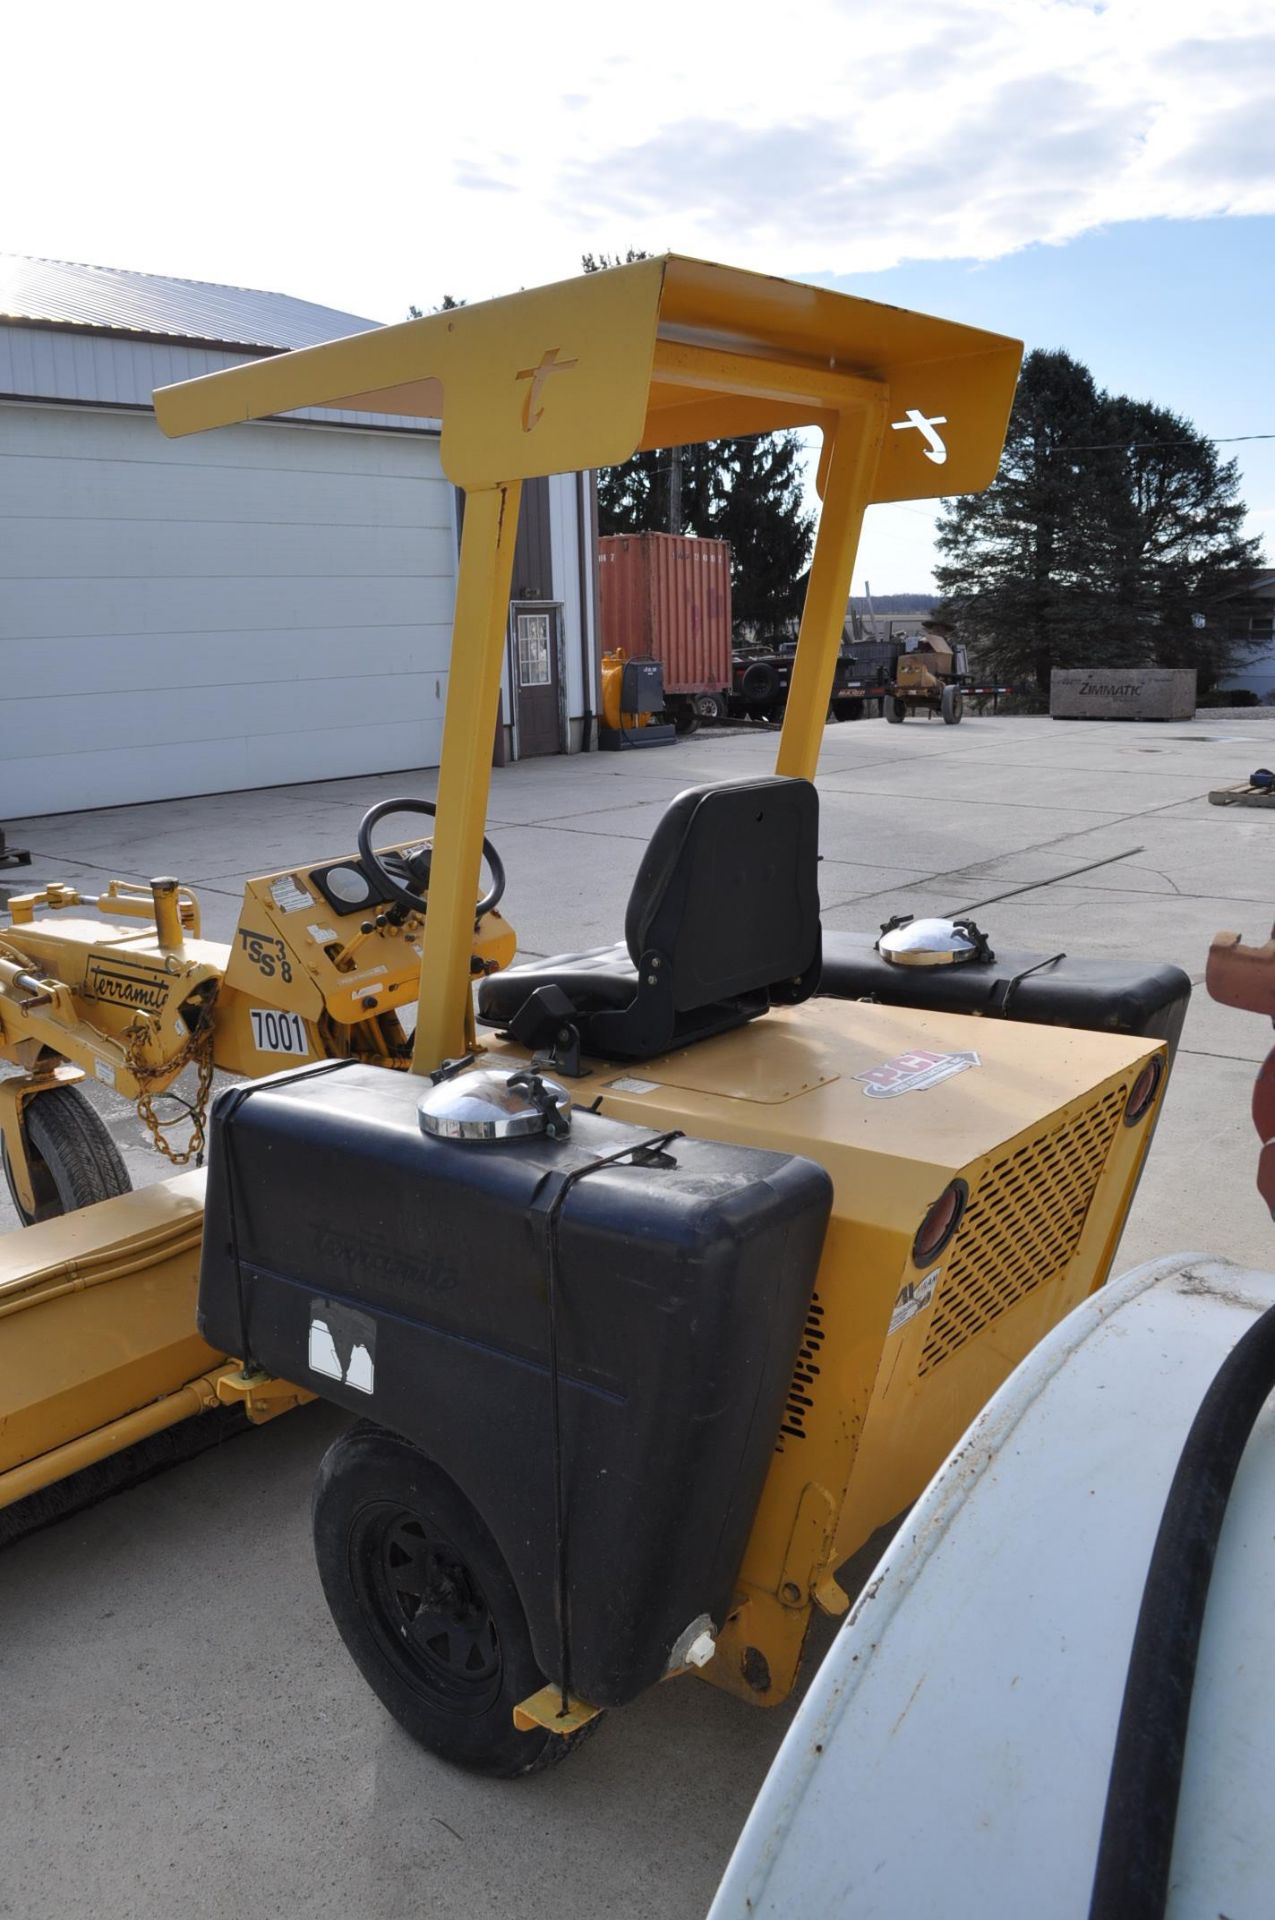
[551,0,1275,275]
[1,0,1270,318]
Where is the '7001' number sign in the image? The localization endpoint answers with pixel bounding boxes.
[249,1008,308,1056]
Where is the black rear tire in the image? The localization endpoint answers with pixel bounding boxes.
[313,1423,599,1778]
[885,698,907,724]
[942,684,963,724]
[3,1084,131,1224]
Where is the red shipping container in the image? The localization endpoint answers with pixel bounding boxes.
[598,533,732,696]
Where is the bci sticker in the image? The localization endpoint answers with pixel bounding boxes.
[888,1268,941,1335]
[249,1008,309,1056]
[856,1048,980,1099]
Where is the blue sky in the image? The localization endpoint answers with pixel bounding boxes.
[839,216,1275,590]
[5,0,1271,592]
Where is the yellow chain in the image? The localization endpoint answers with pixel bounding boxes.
[124,990,218,1167]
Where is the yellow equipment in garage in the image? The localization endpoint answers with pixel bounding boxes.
[0,809,515,1221]
[0,258,1185,1780]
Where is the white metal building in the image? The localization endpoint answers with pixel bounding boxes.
[0,255,599,819]
[1217,568,1275,700]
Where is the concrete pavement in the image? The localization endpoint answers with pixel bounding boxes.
[3,710,1274,1919]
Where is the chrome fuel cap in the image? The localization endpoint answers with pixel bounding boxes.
[418,1067,572,1142]
[877,916,989,968]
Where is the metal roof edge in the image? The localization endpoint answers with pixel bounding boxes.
[0,313,284,358]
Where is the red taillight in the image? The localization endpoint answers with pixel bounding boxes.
[912,1179,968,1267]
[1124,1056,1164,1125]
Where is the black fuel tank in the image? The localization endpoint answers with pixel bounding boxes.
[197,1061,831,1708]
[820,930,1190,1058]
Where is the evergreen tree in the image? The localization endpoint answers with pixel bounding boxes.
[936,349,1263,699]
[407,294,465,317]
[1094,395,1262,685]
[713,433,814,632]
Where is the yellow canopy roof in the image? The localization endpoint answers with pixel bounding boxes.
[153,254,1022,501]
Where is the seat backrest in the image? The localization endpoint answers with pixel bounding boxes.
[624,778,820,1012]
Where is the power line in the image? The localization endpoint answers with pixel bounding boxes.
[1057,432,1275,452]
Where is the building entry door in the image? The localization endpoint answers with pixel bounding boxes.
[513,607,563,757]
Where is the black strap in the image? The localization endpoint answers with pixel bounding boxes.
[216,1057,365,1375]
[530,1129,683,1715]
[993,951,1066,1019]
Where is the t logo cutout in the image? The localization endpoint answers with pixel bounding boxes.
[515,347,579,431]
[891,408,949,465]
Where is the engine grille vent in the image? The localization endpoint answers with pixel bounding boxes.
[775,1291,826,1449]
[917,1086,1126,1378]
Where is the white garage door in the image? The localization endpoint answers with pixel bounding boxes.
[0,403,456,818]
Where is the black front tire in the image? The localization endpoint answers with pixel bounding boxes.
[313,1423,598,1778]
[885,698,907,724]
[2,1084,131,1224]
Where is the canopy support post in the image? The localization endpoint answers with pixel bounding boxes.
[776,397,888,784]
[412,482,522,1075]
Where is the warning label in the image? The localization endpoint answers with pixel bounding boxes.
[855,1048,980,1099]
[888,1267,941,1335]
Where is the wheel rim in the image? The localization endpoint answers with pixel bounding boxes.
[355,1502,503,1715]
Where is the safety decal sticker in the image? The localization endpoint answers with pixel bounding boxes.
[888,1268,941,1336]
[855,1048,980,1098]
[270,875,312,915]
[308,1298,376,1395]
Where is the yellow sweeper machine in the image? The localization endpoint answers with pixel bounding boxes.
[0,815,515,1221]
[0,258,1191,1780]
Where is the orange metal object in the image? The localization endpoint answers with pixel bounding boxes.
[1206,927,1275,1216]
[598,533,732,695]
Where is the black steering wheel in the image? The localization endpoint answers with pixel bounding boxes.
[356,798,506,919]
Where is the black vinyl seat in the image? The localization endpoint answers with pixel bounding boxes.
[478,777,821,1061]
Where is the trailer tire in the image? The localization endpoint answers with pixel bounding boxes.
[694,692,728,723]
[833,697,866,722]
[942,685,963,725]
[671,702,700,736]
[740,661,782,710]
[885,698,907,723]
[3,1085,131,1224]
[313,1423,601,1778]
